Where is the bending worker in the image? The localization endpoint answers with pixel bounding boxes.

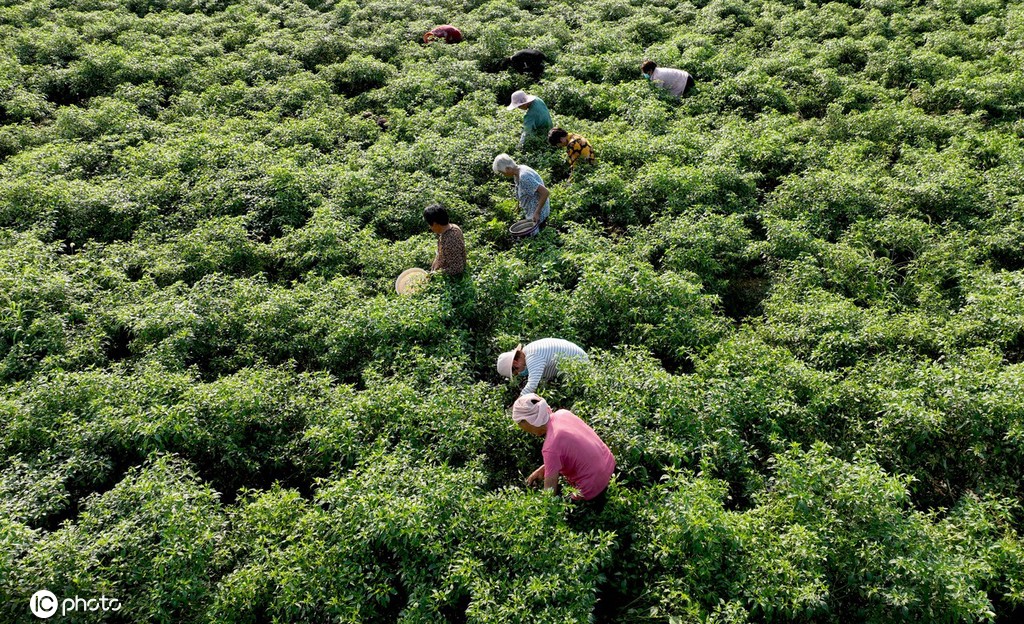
[505,49,546,78]
[513,393,615,505]
[641,60,694,97]
[548,127,595,173]
[423,25,462,43]
[507,90,552,148]
[492,153,550,234]
[497,338,587,395]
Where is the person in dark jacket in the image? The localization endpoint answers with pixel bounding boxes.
[505,49,546,78]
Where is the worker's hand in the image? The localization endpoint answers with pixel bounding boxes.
[526,466,545,487]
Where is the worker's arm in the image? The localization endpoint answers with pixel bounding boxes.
[543,472,559,493]
[532,184,549,222]
[526,465,545,486]
[521,364,544,396]
[527,466,561,494]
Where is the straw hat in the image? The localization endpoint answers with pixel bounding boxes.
[507,90,537,110]
[496,343,523,378]
[395,268,428,295]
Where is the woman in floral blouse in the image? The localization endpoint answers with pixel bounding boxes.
[547,127,595,172]
[424,203,466,275]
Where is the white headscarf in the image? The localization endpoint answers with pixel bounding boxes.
[511,393,551,427]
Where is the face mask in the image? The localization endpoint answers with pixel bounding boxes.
[642,72,651,79]
[518,368,529,378]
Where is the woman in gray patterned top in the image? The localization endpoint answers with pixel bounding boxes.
[492,153,551,235]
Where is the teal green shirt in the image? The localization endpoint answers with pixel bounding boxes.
[520,98,552,146]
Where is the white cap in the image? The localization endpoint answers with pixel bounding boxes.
[496,344,523,378]
[507,90,537,110]
[512,393,551,426]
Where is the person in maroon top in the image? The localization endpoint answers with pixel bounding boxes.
[423,25,463,43]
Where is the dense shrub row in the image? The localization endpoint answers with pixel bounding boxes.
[2,0,1024,620]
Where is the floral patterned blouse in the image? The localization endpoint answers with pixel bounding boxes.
[566,133,595,168]
[431,224,466,275]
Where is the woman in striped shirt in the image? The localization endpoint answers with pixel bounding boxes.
[496,338,588,395]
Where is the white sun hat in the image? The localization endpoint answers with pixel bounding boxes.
[395,268,428,295]
[496,343,523,378]
[507,90,537,110]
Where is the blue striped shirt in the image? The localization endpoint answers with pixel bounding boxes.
[521,338,588,396]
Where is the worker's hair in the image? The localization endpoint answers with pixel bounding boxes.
[492,153,517,174]
[641,60,657,74]
[547,127,568,146]
[423,203,450,226]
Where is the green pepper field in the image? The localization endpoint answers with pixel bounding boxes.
[2,0,1024,620]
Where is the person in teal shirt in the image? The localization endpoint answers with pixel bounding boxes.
[507,90,552,148]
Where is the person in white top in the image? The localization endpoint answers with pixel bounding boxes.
[496,338,588,396]
[641,60,694,97]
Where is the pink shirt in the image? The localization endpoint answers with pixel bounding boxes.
[542,410,616,500]
[424,25,463,43]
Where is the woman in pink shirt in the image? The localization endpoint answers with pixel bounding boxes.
[512,393,616,504]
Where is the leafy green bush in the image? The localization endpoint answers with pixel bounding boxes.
[2,0,1024,619]
[637,444,1023,622]
[1,455,225,623]
[555,229,728,367]
[322,54,396,96]
[210,452,614,623]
